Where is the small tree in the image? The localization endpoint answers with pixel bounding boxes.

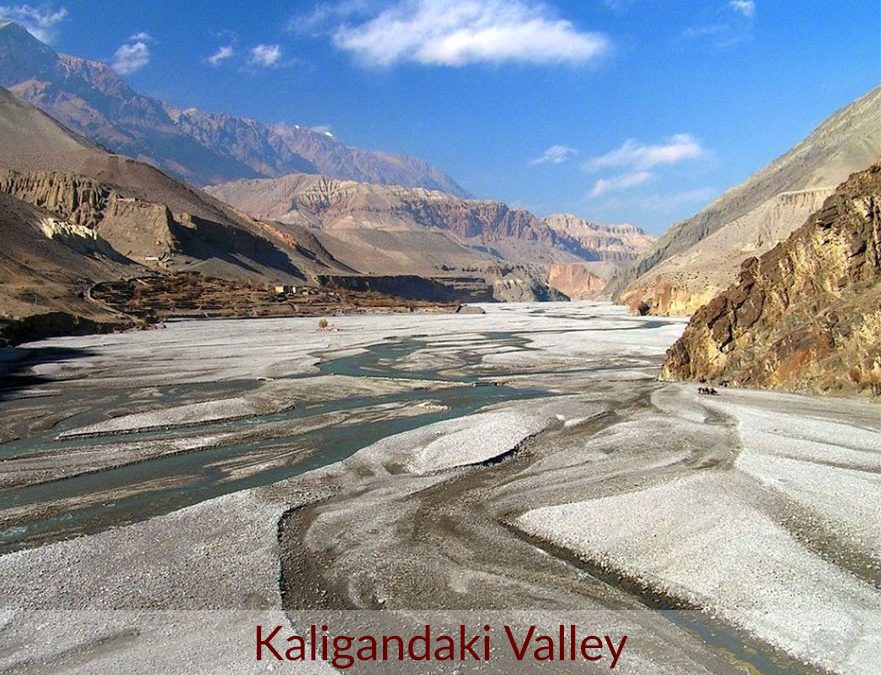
[318,318,329,330]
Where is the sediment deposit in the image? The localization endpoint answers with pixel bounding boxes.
[1,304,879,673]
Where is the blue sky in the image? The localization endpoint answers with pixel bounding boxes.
[3,0,879,232]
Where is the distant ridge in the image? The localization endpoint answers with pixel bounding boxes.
[0,20,469,195]
[205,173,654,279]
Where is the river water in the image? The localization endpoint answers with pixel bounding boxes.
[0,307,850,673]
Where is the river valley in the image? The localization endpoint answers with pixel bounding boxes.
[0,302,879,674]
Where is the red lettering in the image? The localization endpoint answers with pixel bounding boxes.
[256,625,283,661]
[504,625,534,661]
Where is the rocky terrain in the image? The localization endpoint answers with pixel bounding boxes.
[662,161,881,398]
[0,20,466,194]
[545,263,609,299]
[2,304,880,673]
[544,213,653,263]
[615,85,881,315]
[206,173,652,296]
[0,85,388,342]
[0,189,133,342]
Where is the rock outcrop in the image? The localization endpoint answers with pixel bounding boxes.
[661,162,881,398]
[206,174,652,276]
[492,276,569,303]
[614,85,881,315]
[543,214,654,262]
[545,264,608,300]
[0,170,107,226]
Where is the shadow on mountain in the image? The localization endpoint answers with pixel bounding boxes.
[175,215,304,278]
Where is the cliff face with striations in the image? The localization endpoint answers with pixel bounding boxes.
[0,169,299,275]
[543,214,654,263]
[545,264,608,299]
[0,170,108,227]
[206,174,652,275]
[661,162,881,398]
[614,85,881,315]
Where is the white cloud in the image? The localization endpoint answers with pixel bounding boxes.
[585,134,709,199]
[590,170,654,197]
[729,0,755,19]
[249,43,282,67]
[289,0,373,34]
[584,134,706,172]
[530,144,578,166]
[111,33,153,75]
[685,1,754,47]
[208,45,234,65]
[0,3,67,43]
[601,0,643,9]
[333,0,610,67]
[599,187,717,213]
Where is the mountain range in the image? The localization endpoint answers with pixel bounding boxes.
[0,19,654,308]
[0,84,367,335]
[205,174,652,278]
[613,85,881,316]
[0,20,467,195]
[0,80,652,340]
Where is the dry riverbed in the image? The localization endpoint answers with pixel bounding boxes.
[0,303,878,673]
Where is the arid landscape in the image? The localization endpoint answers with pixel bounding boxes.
[3,304,880,674]
[0,2,879,674]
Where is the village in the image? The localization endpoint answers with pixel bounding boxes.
[87,273,460,324]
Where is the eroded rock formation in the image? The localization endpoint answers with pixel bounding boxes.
[614,85,881,316]
[662,162,881,398]
[546,264,608,300]
[206,174,653,275]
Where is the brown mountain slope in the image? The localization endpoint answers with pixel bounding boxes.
[661,161,881,399]
[543,214,654,263]
[545,264,608,300]
[614,85,881,315]
[0,20,467,194]
[0,86,354,283]
[0,190,134,325]
[205,174,651,278]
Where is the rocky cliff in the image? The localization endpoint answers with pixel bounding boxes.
[206,174,651,275]
[543,214,654,262]
[0,189,134,342]
[661,162,881,398]
[614,85,881,315]
[545,263,608,299]
[0,20,467,194]
[619,187,838,316]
